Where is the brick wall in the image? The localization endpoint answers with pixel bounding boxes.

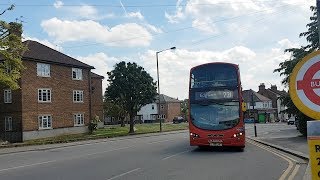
[166,102,181,122]
[21,60,91,131]
[91,77,103,122]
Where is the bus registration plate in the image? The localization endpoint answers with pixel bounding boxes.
[208,140,222,146]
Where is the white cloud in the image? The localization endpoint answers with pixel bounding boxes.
[53,0,63,9]
[41,18,153,47]
[77,53,121,92]
[165,0,185,23]
[144,24,163,33]
[127,11,144,20]
[165,0,313,34]
[192,18,219,34]
[137,44,290,100]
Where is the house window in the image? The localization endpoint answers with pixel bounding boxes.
[37,63,50,77]
[38,115,52,129]
[4,89,12,103]
[151,105,154,110]
[38,89,51,102]
[74,113,84,126]
[73,90,84,102]
[269,102,272,108]
[5,116,12,131]
[72,68,82,80]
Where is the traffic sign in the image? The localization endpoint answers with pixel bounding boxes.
[289,50,320,120]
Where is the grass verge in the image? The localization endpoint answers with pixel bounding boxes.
[5,123,188,147]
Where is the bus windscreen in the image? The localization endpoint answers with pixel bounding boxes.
[190,64,238,88]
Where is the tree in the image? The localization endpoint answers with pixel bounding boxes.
[181,99,189,121]
[105,61,157,134]
[0,5,26,90]
[274,6,318,136]
[103,97,127,127]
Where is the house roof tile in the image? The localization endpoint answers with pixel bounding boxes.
[22,40,94,69]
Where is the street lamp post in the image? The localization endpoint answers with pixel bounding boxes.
[156,47,176,132]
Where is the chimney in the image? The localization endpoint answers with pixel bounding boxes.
[8,22,22,39]
[271,85,277,91]
[258,83,265,91]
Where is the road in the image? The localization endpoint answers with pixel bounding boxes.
[0,124,307,180]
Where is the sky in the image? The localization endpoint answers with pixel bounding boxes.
[1,0,315,100]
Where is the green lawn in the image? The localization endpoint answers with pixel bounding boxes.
[22,122,188,146]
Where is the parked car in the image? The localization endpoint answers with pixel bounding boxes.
[173,116,186,124]
[287,117,295,125]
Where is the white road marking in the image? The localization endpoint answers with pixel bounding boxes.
[106,168,141,180]
[162,150,190,160]
[0,160,57,172]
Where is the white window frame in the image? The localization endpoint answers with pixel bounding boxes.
[4,89,12,103]
[38,115,52,130]
[5,116,12,131]
[73,90,84,103]
[37,63,50,77]
[74,113,84,126]
[38,88,52,102]
[72,68,83,80]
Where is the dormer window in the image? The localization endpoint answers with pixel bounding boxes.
[37,63,50,77]
[72,68,82,80]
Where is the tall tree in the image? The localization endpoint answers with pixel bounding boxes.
[0,5,26,90]
[274,6,318,136]
[103,97,127,127]
[105,61,157,133]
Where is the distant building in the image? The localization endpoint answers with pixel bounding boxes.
[137,94,182,123]
[257,83,289,122]
[242,89,276,123]
[0,40,103,142]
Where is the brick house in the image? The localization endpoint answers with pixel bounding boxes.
[136,94,182,123]
[0,40,103,142]
[257,83,289,122]
[242,89,276,123]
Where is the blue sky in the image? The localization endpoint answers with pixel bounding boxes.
[1,0,314,99]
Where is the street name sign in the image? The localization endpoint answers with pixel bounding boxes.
[289,50,320,120]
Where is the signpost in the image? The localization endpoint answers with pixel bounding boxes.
[289,50,320,179]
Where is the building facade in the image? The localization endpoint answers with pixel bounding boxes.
[0,40,103,142]
[137,94,182,123]
[257,83,289,122]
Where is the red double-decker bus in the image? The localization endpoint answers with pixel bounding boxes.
[188,62,245,151]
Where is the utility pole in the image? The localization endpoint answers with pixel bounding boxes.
[251,90,257,137]
[317,0,320,47]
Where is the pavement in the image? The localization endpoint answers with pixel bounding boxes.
[0,123,312,179]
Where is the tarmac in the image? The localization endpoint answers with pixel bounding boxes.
[0,127,312,179]
[247,130,310,180]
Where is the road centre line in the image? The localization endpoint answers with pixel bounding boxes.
[106,168,141,180]
[162,150,190,160]
[246,139,297,180]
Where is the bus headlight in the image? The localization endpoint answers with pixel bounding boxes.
[233,133,244,138]
[190,132,200,138]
